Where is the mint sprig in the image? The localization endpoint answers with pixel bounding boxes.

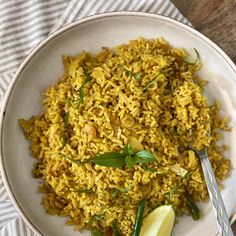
[92,144,156,168]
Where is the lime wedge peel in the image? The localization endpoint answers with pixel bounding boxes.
[140,205,175,236]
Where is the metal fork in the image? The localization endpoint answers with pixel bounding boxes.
[193,148,233,236]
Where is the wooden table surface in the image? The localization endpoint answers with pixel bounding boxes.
[172,0,236,234]
[172,0,236,63]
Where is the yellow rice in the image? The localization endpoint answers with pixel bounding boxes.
[19,37,231,235]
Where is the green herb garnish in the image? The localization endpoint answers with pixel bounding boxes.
[59,153,89,166]
[155,160,161,167]
[62,111,69,148]
[60,153,80,165]
[141,164,157,173]
[89,214,105,224]
[125,155,136,168]
[134,73,141,81]
[186,195,200,220]
[111,185,132,198]
[131,198,146,236]
[79,67,93,103]
[182,171,192,180]
[134,150,156,163]
[92,152,126,168]
[143,78,158,91]
[118,64,141,81]
[70,188,94,193]
[91,229,104,236]
[83,67,93,83]
[68,67,92,108]
[169,185,179,204]
[111,189,120,198]
[183,48,200,65]
[112,222,121,236]
[78,86,85,105]
[92,144,156,168]
[123,143,133,155]
[120,184,132,193]
[143,75,162,91]
[66,97,77,107]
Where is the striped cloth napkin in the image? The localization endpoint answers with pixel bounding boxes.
[0,0,191,235]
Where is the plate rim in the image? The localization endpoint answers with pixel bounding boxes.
[0,11,236,236]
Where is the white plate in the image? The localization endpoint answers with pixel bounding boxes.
[0,12,236,236]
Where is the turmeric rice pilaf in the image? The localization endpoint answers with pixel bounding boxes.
[19,37,231,235]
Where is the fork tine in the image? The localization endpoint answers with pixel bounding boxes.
[187,145,208,158]
[197,148,208,158]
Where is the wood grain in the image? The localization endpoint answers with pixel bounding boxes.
[172,0,236,234]
[172,0,236,63]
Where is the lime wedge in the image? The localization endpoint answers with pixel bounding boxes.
[140,205,175,236]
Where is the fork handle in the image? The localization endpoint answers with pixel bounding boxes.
[200,154,233,236]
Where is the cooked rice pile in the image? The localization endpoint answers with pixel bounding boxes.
[19,38,231,235]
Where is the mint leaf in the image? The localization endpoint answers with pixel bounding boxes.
[135,150,156,163]
[92,152,126,168]
[92,146,156,169]
[123,144,133,155]
[141,164,156,172]
[125,155,136,168]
